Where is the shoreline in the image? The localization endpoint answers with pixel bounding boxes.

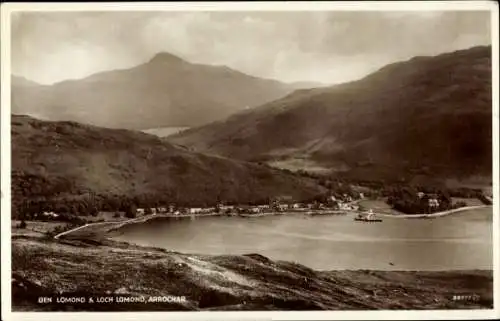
[54,212,222,239]
[54,209,350,239]
[54,204,492,240]
[13,203,493,311]
[372,205,491,219]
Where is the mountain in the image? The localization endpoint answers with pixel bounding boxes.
[11,75,42,87]
[169,46,492,184]
[11,53,304,130]
[11,115,325,205]
[11,76,52,120]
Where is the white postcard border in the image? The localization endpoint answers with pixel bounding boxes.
[1,1,499,320]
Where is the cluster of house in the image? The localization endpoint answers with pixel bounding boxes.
[26,191,373,221]
[136,205,174,215]
[133,193,365,216]
[35,211,60,219]
[416,192,440,208]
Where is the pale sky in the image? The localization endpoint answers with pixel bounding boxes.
[11,10,491,85]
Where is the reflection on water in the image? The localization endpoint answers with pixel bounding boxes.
[113,208,493,271]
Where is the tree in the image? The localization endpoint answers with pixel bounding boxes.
[125,205,137,218]
[68,204,78,215]
[54,203,68,214]
[88,206,99,217]
[11,205,22,220]
[77,201,88,215]
[478,193,492,205]
[438,189,451,206]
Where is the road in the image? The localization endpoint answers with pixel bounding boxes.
[368,205,491,219]
[53,212,221,239]
[54,203,491,239]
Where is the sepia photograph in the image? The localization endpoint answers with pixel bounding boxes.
[1,1,499,320]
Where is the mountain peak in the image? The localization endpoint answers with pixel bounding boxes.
[148,52,187,64]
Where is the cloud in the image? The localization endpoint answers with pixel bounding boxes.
[11,10,491,84]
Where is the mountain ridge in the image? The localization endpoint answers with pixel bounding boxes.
[169,45,493,184]
[11,52,310,130]
[11,114,326,206]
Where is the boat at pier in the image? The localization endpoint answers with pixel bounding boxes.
[354,209,383,222]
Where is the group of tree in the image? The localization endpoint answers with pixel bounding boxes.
[11,166,491,221]
[385,186,460,214]
[477,193,493,205]
[12,171,75,199]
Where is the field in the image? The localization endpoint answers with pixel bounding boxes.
[357,199,402,215]
[358,198,486,215]
[11,220,67,237]
[451,198,485,206]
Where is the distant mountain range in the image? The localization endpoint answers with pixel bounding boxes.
[11,115,325,204]
[169,46,492,184]
[11,52,321,130]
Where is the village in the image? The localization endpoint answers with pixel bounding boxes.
[34,192,365,221]
[128,193,363,217]
[30,188,492,222]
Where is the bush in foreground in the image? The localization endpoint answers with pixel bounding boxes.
[17,220,27,229]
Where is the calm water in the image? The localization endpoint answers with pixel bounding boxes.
[113,208,493,271]
[142,126,190,137]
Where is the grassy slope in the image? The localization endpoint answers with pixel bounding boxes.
[12,235,493,311]
[11,115,326,204]
[170,46,492,182]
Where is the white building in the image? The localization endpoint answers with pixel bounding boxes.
[257,205,270,211]
[339,203,352,210]
[42,211,59,218]
[277,204,288,211]
[428,198,440,208]
[188,208,204,214]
